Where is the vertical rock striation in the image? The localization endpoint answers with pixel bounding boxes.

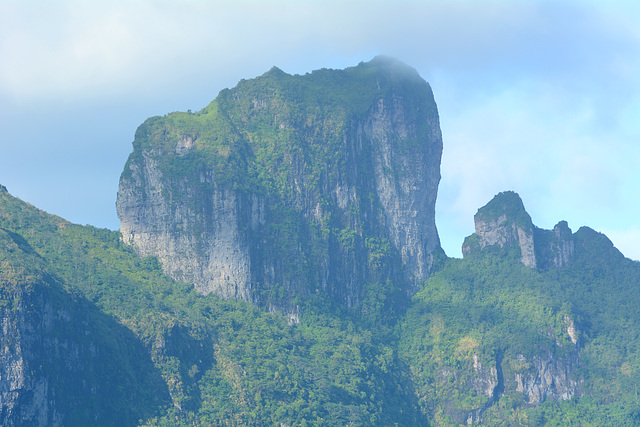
[117,57,444,309]
[534,221,575,269]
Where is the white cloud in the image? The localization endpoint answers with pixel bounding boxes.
[0,3,135,99]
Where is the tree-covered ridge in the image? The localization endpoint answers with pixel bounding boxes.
[0,226,169,425]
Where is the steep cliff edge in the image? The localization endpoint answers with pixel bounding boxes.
[462,191,537,267]
[1,184,426,425]
[117,56,444,310]
[1,88,640,423]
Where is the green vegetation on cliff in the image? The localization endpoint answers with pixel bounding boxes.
[0,185,421,426]
[117,56,443,314]
[126,56,433,199]
[4,180,640,425]
[401,225,640,425]
[2,58,640,426]
[0,222,168,425]
[4,179,640,426]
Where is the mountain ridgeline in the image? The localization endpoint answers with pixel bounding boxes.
[116,56,444,314]
[2,59,640,426]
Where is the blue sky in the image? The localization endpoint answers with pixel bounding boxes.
[1,0,639,260]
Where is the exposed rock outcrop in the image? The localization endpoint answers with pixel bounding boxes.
[512,350,579,404]
[471,354,499,399]
[462,191,536,267]
[534,220,575,269]
[117,57,444,309]
[465,348,579,424]
[463,191,578,270]
[466,353,503,424]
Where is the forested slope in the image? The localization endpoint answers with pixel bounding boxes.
[400,193,640,425]
[0,184,421,426]
[4,185,640,426]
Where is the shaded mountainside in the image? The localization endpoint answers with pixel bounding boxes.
[0,211,168,425]
[2,59,640,426]
[116,56,444,314]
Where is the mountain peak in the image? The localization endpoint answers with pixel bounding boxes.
[263,65,287,77]
[356,56,422,81]
[117,59,443,309]
[475,191,531,226]
[462,191,625,270]
[463,191,536,267]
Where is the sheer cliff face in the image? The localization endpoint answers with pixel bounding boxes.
[365,94,442,289]
[462,191,537,267]
[117,57,443,308]
[450,191,586,419]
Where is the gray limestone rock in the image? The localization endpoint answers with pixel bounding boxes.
[117,57,444,309]
[463,191,578,270]
[513,350,580,404]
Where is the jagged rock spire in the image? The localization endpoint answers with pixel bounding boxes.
[463,191,581,269]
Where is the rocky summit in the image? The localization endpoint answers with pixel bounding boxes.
[462,190,613,271]
[117,56,444,312]
[2,59,640,426]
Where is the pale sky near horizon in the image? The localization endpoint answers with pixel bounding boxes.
[1,0,639,261]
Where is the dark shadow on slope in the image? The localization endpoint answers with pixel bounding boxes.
[0,229,171,427]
